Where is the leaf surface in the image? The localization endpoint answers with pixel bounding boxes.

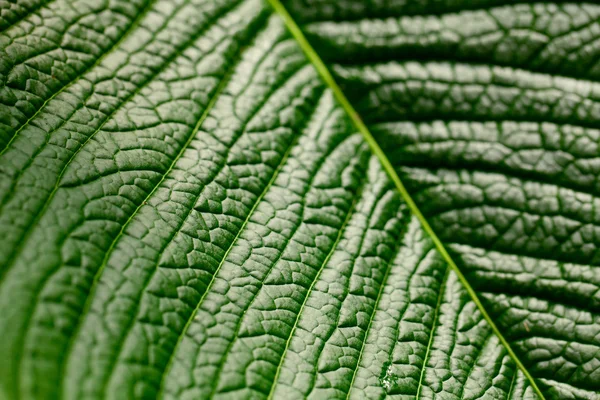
[0,0,597,399]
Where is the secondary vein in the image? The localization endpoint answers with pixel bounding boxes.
[265,0,546,398]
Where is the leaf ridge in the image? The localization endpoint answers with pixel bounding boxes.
[155,88,314,399]
[8,9,265,390]
[381,242,435,393]
[305,9,600,84]
[205,102,349,397]
[101,28,313,400]
[507,371,518,399]
[266,0,547,398]
[398,160,600,204]
[343,218,405,400]
[0,0,158,155]
[329,55,600,85]
[99,42,317,398]
[55,39,243,399]
[288,0,583,24]
[0,0,52,33]
[266,181,363,400]
[458,331,493,399]
[0,0,245,281]
[414,266,449,399]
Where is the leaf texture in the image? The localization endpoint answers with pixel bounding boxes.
[289,0,600,399]
[0,0,597,399]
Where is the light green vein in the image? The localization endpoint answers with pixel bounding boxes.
[507,370,518,399]
[415,266,448,399]
[345,224,402,400]
[0,0,159,156]
[56,43,239,399]
[156,114,300,400]
[267,192,360,400]
[265,0,546,398]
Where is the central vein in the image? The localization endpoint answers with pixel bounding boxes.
[264,0,546,398]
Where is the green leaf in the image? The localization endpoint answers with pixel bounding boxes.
[0,0,596,399]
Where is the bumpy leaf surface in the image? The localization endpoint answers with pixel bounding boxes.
[0,0,597,399]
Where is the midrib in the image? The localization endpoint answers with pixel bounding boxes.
[264,0,546,398]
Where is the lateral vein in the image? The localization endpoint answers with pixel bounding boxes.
[415,266,449,399]
[56,43,241,398]
[156,102,300,400]
[267,181,363,400]
[0,0,243,282]
[265,0,546,398]
[0,0,159,155]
